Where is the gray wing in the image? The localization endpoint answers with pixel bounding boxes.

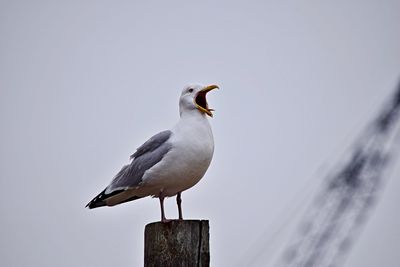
[130,130,172,159]
[106,130,172,193]
[85,130,172,208]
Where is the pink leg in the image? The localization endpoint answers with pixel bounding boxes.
[177,192,183,220]
[159,194,170,223]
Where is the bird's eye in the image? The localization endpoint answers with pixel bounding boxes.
[188,88,194,93]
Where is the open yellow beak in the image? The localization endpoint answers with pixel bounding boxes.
[194,84,219,117]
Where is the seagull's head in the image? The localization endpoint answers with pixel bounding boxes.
[179,84,219,117]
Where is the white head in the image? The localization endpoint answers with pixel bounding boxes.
[179,84,219,117]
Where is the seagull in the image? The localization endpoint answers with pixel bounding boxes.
[86,84,218,223]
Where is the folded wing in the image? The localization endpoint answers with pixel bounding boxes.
[86,130,172,209]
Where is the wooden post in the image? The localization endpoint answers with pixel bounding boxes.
[144,220,209,267]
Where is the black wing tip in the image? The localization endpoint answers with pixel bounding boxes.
[85,189,108,209]
[85,200,106,209]
[86,189,144,209]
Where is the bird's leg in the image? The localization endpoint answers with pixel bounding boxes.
[159,193,171,223]
[177,192,183,220]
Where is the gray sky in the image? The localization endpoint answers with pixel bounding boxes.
[1,1,400,266]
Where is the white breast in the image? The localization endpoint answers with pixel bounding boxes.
[140,112,214,197]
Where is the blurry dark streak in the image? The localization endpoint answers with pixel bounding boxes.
[377,83,400,132]
[279,80,400,267]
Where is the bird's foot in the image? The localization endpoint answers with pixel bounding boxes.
[161,218,172,223]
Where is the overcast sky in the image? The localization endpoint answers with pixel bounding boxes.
[1,1,400,266]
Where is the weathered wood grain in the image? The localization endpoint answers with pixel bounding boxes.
[144,220,209,267]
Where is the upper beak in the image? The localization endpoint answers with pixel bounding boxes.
[195,84,219,117]
[202,84,219,93]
